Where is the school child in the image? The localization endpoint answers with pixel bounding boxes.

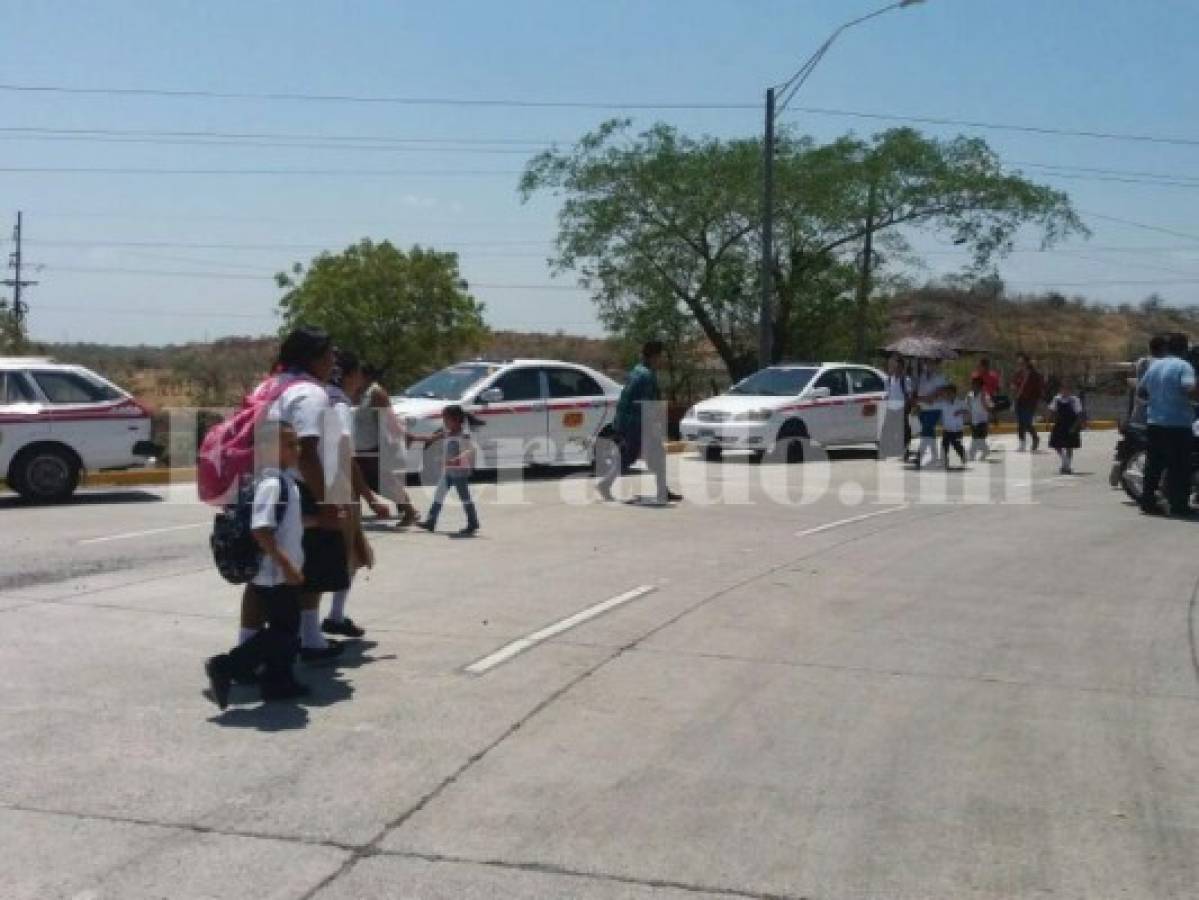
[966,376,994,461]
[205,423,309,709]
[1048,380,1086,474]
[418,405,482,536]
[913,397,942,470]
[937,384,970,469]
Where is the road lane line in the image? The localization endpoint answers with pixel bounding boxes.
[794,505,908,537]
[465,585,657,675]
[79,522,208,545]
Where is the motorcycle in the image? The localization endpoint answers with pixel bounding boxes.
[1115,420,1199,506]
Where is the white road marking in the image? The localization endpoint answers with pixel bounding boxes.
[79,522,209,545]
[465,584,657,675]
[794,505,908,537]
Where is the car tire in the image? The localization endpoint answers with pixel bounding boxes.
[12,445,81,503]
[770,421,807,465]
[748,450,766,465]
[702,445,723,463]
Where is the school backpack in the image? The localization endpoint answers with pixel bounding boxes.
[209,475,289,585]
[196,373,317,505]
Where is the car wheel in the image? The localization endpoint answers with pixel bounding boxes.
[703,445,723,462]
[1120,449,1148,504]
[769,421,807,465]
[14,445,81,503]
[748,450,766,465]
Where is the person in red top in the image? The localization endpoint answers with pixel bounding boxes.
[1010,353,1045,452]
[972,356,1002,398]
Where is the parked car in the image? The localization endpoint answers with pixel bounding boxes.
[680,363,887,463]
[0,358,157,502]
[391,359,621,473]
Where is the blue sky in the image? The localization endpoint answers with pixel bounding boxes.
[2,0,1198,345]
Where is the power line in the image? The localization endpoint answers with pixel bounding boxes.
[3,81,1198,147]
[26,238,552,250]
[787,105,1199,148]
[0,125,559,145]
[0,82,754,111]
[0,166,521,176]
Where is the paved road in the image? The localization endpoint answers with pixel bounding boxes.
[2,433,1197,899]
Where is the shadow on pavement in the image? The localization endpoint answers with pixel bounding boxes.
[207,640,392,731]
[0,490,164,510]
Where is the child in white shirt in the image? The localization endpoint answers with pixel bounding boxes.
[205,423,309,710]
[937,384,970,469]
[966,376,994,461]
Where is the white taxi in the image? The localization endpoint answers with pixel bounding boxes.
[1,358,156,502]
[680,363,887,463]
[392,359,621,473]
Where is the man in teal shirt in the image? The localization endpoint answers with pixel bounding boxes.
[597,340,682,504]
[1138,332,1198,516]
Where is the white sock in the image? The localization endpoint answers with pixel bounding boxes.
[300,609,327,649]
[237,627,258,645]
[329,589,349,623]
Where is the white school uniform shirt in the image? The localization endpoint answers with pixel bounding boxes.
[322,383,356,498]
[251,467,305,588]
[1051,394,1083,415]
[937,398,969,433]
[967,391,990,424]
[885,375,912,410]
[443,429,475,475]
[916,372,948,402]
[266,373,329,440]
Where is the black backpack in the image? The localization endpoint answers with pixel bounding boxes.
[210,474,289,585]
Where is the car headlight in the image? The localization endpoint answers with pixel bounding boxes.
[733,410,773,422]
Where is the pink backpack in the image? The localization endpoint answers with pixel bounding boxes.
[197,373,318,505]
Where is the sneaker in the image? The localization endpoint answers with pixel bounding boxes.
[300,642,344,663]
[454,526,479,538]
[418,521,436,533]
[596,486,615,502]
[322,617,365,638]
[261,680,311,702]
[667,491,684,502]
[204,656,233,711]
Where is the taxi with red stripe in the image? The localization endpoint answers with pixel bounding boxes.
[1,358,156,502]
[681,363,886,464]
[392,359,621,472]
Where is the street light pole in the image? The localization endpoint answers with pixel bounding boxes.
[757,0,926,369]
[758,86,776,369]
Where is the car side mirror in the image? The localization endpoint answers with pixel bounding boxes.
[808,386,831,399]
[477,387,504,405]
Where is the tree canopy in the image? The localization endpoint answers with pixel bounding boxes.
[521,120,1087,380]
[276,240,487,387]
[0,301,25,355]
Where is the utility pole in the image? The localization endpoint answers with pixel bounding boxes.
[854,181,878,361]
[758,0,927,370]
[4,211,37,330]
[758,87,776,370]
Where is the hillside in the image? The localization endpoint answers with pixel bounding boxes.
[28,291,1199,411]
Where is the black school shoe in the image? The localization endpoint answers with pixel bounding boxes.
[299,642,345,663]
[322,616,366,638]
[204,656,233,711]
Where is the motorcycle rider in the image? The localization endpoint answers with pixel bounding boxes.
[1137,332,1198,517]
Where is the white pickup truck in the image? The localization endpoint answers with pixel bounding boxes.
[1,358,156,502]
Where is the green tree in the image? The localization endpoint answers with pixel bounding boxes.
[521,121,1087,380]
[276,240,488,388]
[0,300,26,354]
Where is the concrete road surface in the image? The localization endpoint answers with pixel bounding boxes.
[2,433,1197,899]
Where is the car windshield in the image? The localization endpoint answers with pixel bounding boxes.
[728,367,817,397]
[403,364,498,400]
